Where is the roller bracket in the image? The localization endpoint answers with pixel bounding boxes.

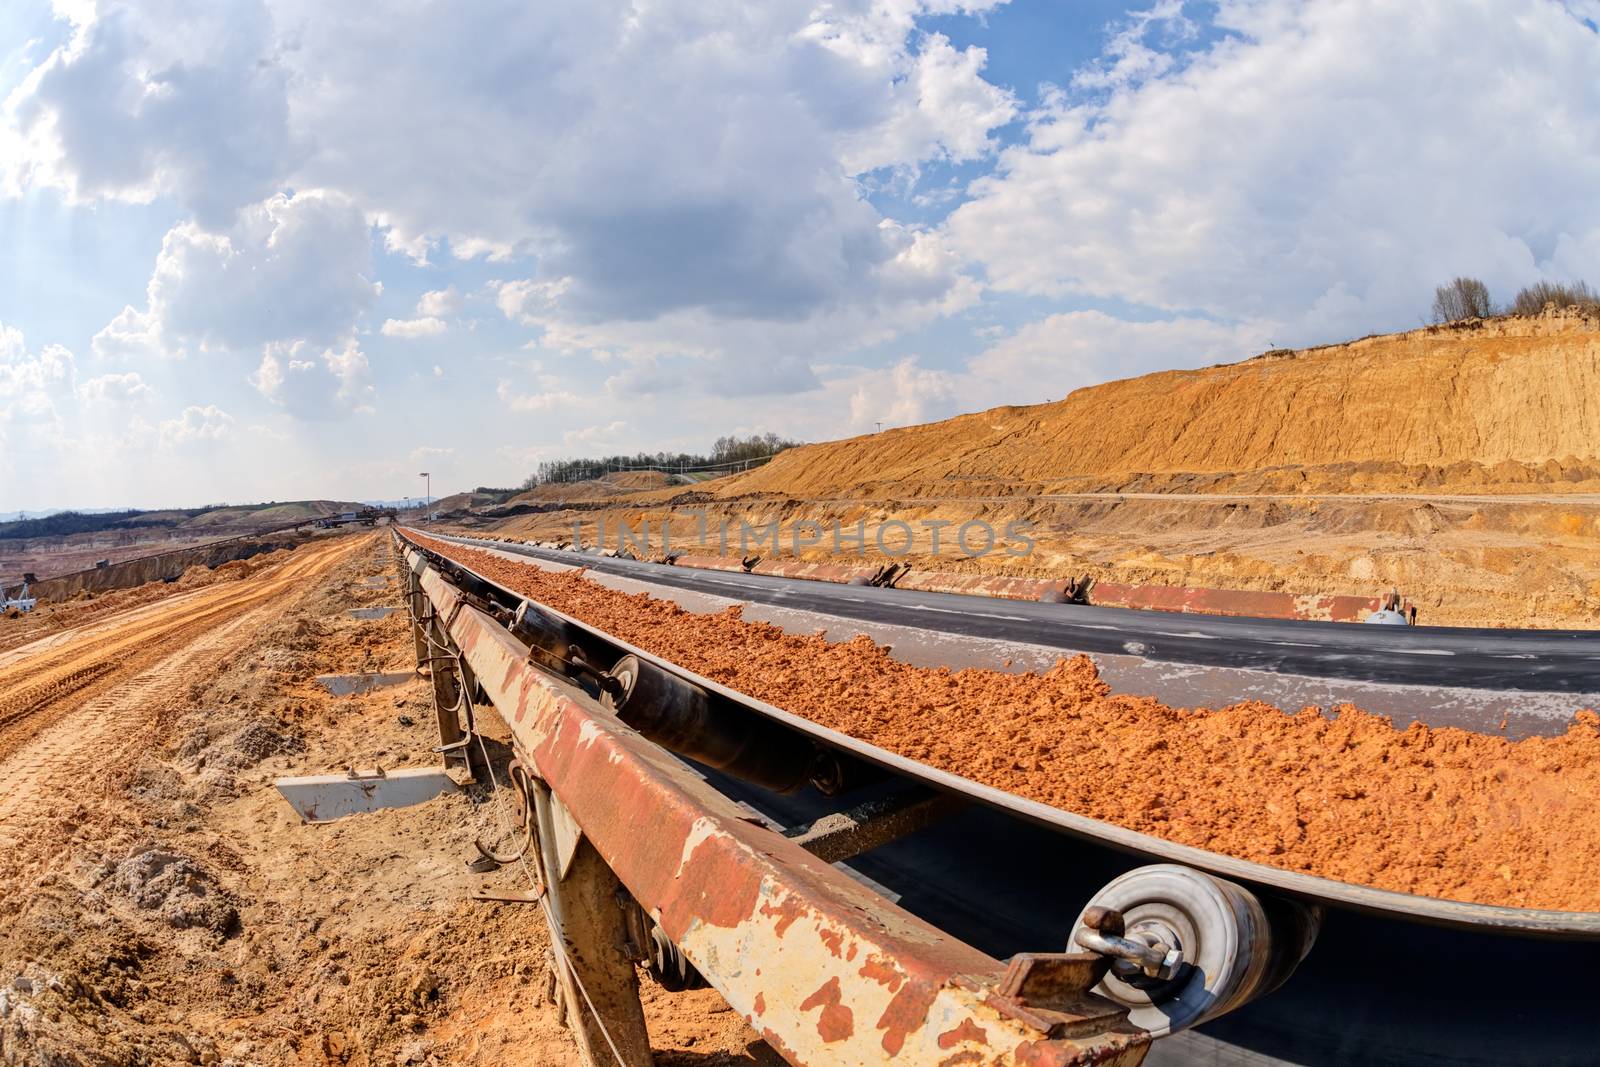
[987,953,1125,1040]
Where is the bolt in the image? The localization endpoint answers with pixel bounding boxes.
[1081,905,1125,935]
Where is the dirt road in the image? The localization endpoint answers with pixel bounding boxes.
[0,537,359,774]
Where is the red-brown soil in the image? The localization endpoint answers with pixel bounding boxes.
[414,533,1600,912]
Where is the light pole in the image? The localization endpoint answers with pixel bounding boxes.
[419,472,431,521]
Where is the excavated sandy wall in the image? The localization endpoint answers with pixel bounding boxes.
[722,311,1600,498]
[28,533,313,602]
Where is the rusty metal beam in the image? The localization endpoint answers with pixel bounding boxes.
[892,570,1069,602]
[1084,581,1380,623]
[402,536,1149,1066]
[781,789,966,865]
[668,553,752,573]
[749,558,880,584]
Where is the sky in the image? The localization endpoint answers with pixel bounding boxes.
[1,0,1598,511]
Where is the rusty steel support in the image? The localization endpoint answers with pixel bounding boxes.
[404,553,430,673]
[782,790,966,865]
[531,779,655,1066]
[454,653,492,782]
[423,610,472,776]
[400,534,1150,1066]
[405,547,474,778]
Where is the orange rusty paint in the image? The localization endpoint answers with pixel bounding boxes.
[875,979,940,1056]
[671,553,753,573]
[938,1052,985,1067]
[893,571,1062,603]
[819,927,845,958]
[759,1025,801,1064]
[938,1018,988,1050]
[751,559,878,585]
[798,976,855,1043]
[759,895,809,938]
[858,954,905,992]
[1089,579,1380,622]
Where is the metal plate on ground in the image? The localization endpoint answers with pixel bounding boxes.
[275,767,458,823]
[315,671,414,696]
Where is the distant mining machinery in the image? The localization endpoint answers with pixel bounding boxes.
[2,580,36,614]
[314,506,398,529]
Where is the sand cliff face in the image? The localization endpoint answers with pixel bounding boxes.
[480,311,1600,627]
[724,310,1600,498]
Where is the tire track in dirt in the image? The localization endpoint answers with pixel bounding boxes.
[0,535,368,848]
[0,536,364,763]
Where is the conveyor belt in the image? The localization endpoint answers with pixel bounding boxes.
[403,531,1600,1066]
[405,529,1600,938]
[430,532,1600,692]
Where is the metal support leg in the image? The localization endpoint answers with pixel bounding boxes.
[533,781,653,1067]
[426,615,472,776]
[408,570,430,670]
[457,657,491,781]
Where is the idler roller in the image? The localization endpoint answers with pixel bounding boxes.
[510,601,586,676]
[1071,864,1321,1037]
[601,654,815,794]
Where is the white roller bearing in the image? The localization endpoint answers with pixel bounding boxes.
[1071,864,1318,1037]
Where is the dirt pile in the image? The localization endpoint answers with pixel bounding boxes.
[108,846,240,935]
[721,310,1600,499]
[504,470,678,508]
[416,535,1600,911]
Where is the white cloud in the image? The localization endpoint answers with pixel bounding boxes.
[8,0,1008,358]
[563,420,628,450]
[947,0,1600,345]
[846,356,960,431]
[0,323,76,458]
[91,305,162,361]
[964,310,1265,406]
[496,379,581,413]
[0,327,75,398]
[380,286,461,337]
[416,286,462,317]
[834,33,1018,172]
[77,370,154,406]
[495,223,981,396]
[91,189,377,418]
[252,338,372,419]
[1070,1,1197,93]
[380,316,446,339]
[158,403,233,448]
[815,310,1261,439]
[140,190,377,354]
[7,0,293,229]
[493,278,572,328]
